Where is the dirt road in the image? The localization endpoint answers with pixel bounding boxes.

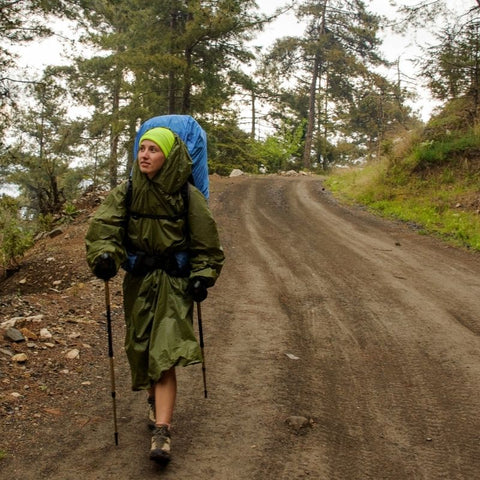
[2,175,480,479]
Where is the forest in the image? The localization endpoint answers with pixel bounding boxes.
[0,0,479,270]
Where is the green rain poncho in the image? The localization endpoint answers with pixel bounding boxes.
[85,133,224,390]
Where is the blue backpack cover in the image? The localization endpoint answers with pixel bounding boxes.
[133,114,209,199]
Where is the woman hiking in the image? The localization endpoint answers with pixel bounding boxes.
[85,125,224,465]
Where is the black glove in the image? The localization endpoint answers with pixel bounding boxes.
[188,277,208,303]
[93,253,117,280]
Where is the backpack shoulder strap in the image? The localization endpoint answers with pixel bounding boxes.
[125,176,133,211]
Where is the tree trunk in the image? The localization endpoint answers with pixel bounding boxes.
[168,13,177,113]
[126,119,136,176]
[182,46,192,113]
[251,90,256,138]
[109,129,119,189]
[109,75,120,189]
[168,70,176,113]
[473,23,480,117]
[303,52,320,170]
[49,175,63,213]
[302,0,328,169]
[322,69,329,168]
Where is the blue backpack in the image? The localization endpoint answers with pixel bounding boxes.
[133,114,209,199]
[123,115,208,275]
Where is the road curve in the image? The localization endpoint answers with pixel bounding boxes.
[186,175,480,480]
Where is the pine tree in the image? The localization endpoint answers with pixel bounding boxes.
[66,0,265,182]
[297,0,384,167]
[396,0,480,119]
[420,15,480,118]
[259,0,387,168]
[2,72,84,217]
[0,0,73,136]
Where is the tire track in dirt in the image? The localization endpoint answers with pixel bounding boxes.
[208,176,480,480]
[152,178,306,480]
[242,177,407,479]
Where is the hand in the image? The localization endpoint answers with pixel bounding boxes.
[188,277,208,303]
[93,253,117,280]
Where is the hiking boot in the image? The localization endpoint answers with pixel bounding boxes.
[150,424,171,465]
[147,396,155,430]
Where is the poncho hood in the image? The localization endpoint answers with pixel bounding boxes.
[132,133,192,194]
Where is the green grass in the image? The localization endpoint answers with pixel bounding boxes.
[325,160,480,251]
[411,132,480,169]
[325,99,480,251]
[0,450,7,460]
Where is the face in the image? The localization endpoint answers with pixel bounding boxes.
[138,140,166,179]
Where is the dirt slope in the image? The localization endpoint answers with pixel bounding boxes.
[1,175,480,480]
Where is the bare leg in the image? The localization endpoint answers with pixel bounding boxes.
[154,367,177,428]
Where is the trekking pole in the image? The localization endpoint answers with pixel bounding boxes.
[104,280,119,445]
[196,302,208,398]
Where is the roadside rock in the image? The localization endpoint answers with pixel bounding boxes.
[285,415,312,434]
[0,318,18,328]
[19,327,38,340]
[1,314,45,329]
[12,353,28,363]
[4,327,25,342]
[0,347,13,357]
[230,169,245,177]
[40,328,53,339]
[48,227,64,238]
[65,349,80,359]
